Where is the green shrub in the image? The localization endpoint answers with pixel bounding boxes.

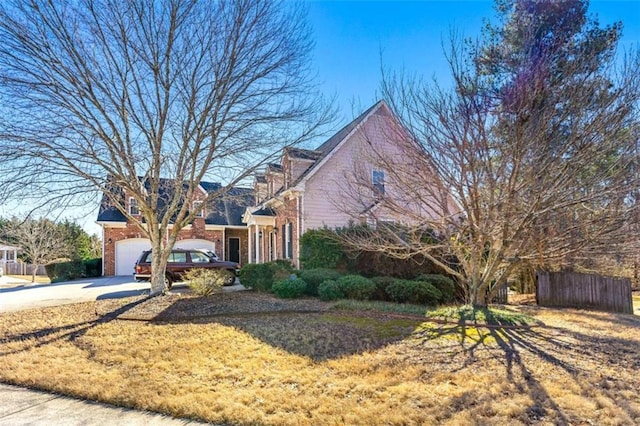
[318,280,344,301]
[300,229,345,269]
[337,275,376,301]
[386,279,442,305]
[45,258,103,282]
[46,260,85,282]
[269,261,297,282]
[239,263,275,292]
[370,276,395,301]
[239,262,300,292]
[45,263,55,280]
[270,259,295,272]
[272,277,307,299]
[414,274,456,303]
[299,268,342,296]
[185,269,226,296]
[84,258,102,277]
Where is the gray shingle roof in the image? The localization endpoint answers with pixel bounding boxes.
[96,178,252,227]
[285,147,322,161]
[251,206,276,216]
[267,163,283,173]
[204,187,253,226]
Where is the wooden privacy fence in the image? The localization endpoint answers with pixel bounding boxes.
[536,271,633,314]
[488,282,508,304]
[0,262,47,276]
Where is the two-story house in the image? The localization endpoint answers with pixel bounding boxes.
[242,100,452,268]
[98,100,451,275]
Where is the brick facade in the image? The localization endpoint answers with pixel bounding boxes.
[102,218,248,276]
[250,194,300,267]
[225,228,249,266]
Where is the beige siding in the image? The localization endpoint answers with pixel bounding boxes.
[303,110,446,233]
[304,113,394,231]
[290,159,314,183]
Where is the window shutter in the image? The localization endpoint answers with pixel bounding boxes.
[287,222,293,259]
[281,224,286,259]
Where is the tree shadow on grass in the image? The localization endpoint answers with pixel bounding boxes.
[0,297,148,357]
[416,307,640,424]
[149,292,429,362]
[151,293,426,362]
[194,311,425,362]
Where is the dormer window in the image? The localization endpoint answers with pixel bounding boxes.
[193,201,204,218]
[129,197,140,215]
[373,170,385,197]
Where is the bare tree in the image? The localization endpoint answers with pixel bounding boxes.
[0,0,333,294]
[2,218,70,283]
[338,0,640,305]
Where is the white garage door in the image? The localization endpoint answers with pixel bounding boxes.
[115,238,152,276]
[174,239,216,253]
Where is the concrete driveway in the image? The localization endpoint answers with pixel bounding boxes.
[0,275,246,313]
[0,276,150,313]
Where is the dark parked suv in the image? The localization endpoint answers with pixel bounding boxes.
[134,248,240,289]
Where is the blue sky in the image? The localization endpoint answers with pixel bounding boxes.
[9,0,639,236]
[307,0,640,122]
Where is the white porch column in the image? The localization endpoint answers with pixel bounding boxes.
[254,226,260,264]
[248,226,253,264]
[12,249,16,262]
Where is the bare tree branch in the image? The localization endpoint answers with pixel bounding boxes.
[0,0,334,294]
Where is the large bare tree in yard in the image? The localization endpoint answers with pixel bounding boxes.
[341,0,640,305]
[0,0,332,294]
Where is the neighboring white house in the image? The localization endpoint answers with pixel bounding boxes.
[0,244,20,275]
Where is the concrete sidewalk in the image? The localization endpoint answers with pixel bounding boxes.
[0,383,211,425]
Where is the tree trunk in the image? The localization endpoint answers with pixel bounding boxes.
[149,238,168,296]
[466,277,489,307]
[31,267,37,284]
[470,289,488,307]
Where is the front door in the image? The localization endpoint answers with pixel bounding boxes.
[229,238,240,263]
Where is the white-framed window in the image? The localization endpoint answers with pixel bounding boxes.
[129,197,140,215]
[372,170,385,197]
[193,201,204,218]
[281,222,293,259]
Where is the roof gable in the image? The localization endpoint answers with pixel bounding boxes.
[290,100,389,188]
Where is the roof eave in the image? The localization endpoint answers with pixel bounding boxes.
[296,101,388,187]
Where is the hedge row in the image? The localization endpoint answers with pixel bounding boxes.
[239,263,456,306]
[300,228,447,279]
[45,258,102,283]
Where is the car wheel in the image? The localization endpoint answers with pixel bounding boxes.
[223,270,236,286]
[164,274,173,290]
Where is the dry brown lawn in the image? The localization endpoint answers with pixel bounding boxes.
[0,292,639,425]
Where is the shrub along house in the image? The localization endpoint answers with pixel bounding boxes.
[97,180,252,276]
[242,100,454,268]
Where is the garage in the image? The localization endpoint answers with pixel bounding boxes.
[115,238,152,276]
